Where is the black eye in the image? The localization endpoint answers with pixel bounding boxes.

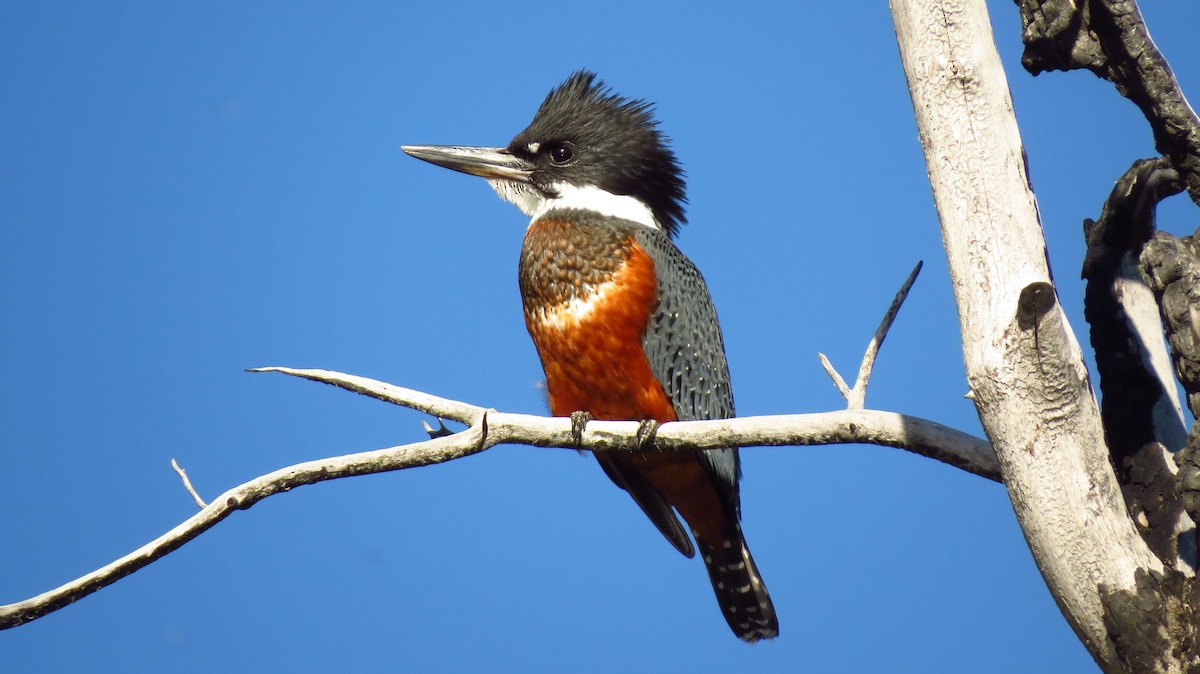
[549,143,574,165]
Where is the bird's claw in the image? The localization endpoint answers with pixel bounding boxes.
[636,419,660,450]
[570,411,593,447]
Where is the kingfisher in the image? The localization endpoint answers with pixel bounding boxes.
[402,70,777,641]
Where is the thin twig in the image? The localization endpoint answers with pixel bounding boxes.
[821,261,922,409]
[818,353,852,399]
[247,367,484,424]
[1,420,489,630]
[849,261,923,409]
[170,458,207,509]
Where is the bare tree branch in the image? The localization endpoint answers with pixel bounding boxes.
[818,353,853,401]
[1084,158,1187,462]
[247,367,485,424]
[1142,232,1200,549]
[170,458,208,509]
[1081,157,1193,572]
[252,367,998,476]
[1141,236,1200,418]
[0,369,996,631]
[0,419,491,630]
[253,367,999,478]
[1016,0,1200,205]
[822,261,923,410]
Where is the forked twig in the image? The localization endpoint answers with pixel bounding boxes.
[821,261,923,409]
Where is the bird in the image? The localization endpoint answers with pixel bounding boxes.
[402,70,777,642]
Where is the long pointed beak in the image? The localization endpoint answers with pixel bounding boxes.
[402,145,534,182]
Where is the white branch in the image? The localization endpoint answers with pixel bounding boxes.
[170,458,207,508]
[0,418,490,630]
[821,262,923,410]
[0,369,996,630]
[891,1,1165,670]
[247,367,484,424]
[252,367,998,479]
[818,353,853,401]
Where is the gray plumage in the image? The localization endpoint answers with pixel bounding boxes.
[634,225,740,508]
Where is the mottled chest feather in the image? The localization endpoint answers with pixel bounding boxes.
[519,213,674,421]
[518,216,634,310]
[519,215,660,334]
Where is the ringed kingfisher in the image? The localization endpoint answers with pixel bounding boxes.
[402,70,778,641]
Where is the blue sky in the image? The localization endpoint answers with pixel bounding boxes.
[3,2,1198,672]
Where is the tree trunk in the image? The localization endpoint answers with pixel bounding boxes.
[890,1,1171,671]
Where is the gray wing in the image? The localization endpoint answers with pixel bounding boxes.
[634,227,741,516]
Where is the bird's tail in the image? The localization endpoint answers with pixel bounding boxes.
[696,525,778,642]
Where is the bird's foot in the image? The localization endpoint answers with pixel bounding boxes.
[570,411,593,448]
[636,419,660,450]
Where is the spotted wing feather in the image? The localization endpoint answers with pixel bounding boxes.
[633,227,740,513]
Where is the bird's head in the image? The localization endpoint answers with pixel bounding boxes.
[403,70,687,238]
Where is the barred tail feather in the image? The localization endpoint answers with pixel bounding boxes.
[696,528,778,642]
